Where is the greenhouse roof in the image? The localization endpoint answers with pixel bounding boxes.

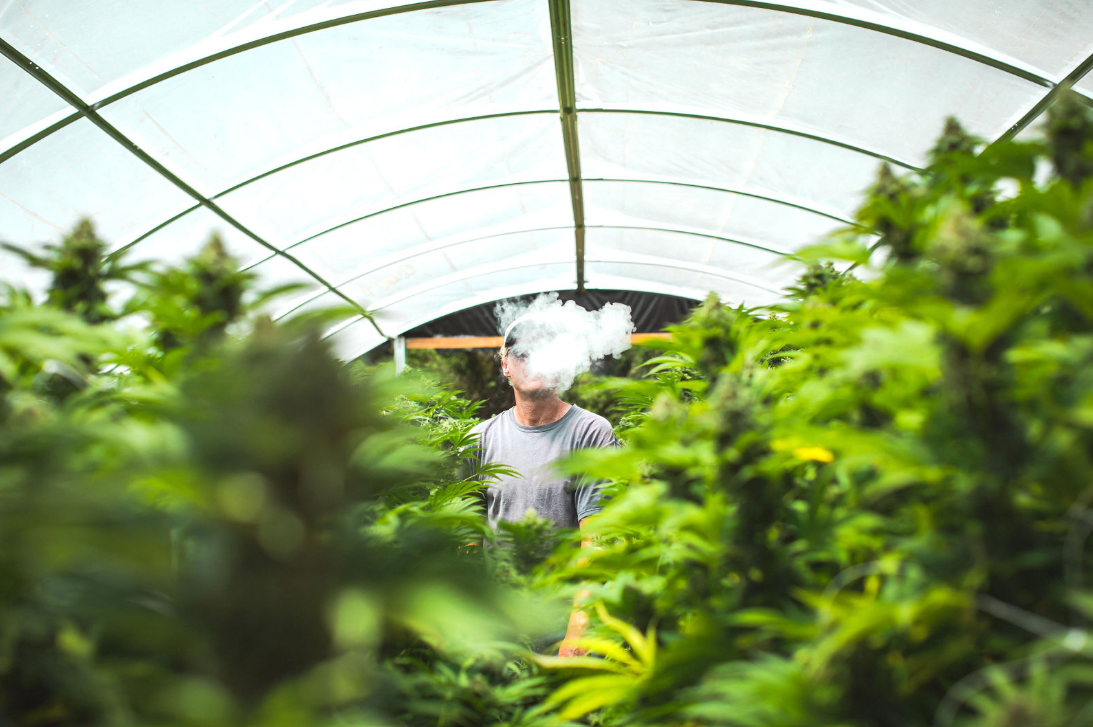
[3,0,1092,358]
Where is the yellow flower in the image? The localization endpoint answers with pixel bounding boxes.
[793,446,834,463]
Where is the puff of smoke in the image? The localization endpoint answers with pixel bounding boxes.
[495,294,635,392]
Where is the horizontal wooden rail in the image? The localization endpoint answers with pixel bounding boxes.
[404,332,672,350]
[631,332,674,343]
[406,336,502,349]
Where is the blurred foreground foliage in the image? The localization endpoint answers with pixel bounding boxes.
[0,229,562,726]
[5,93,1093,726]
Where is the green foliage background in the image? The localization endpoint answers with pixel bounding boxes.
[404,346,660,423]
[5,93,1093,726]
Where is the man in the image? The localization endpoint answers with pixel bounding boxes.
[464,313,618,656]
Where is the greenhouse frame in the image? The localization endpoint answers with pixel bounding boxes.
[3,0,1093,357]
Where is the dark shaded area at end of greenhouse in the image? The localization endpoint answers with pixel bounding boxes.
[405,288,697,338]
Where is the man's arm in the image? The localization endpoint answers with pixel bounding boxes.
[558,516,594,657]
[559,415,617,656]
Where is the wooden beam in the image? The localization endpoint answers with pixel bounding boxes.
[406,336,503,349]
[630,332,673,343]
[404,332,672,350]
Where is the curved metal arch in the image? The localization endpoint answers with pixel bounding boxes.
[3,108,914,202]
[371,262,579,317]
[0,35,389,340]
[104,205,197,260]
[586,178,859,226]
[268,174,856,256]
[325,263,756,359]
[92,0,502,109]
[691,0,1055,87]
[288,225,573,310]
[280,175,857,254]
[999,51,1093,143]
[582,108,920,170]
[584,255,787,293]
[272,225,574,321]
[324,272,709,360]
[0,1,503,164]
[3,107,909,236]
[124,178,571,264]
[584,223,791,258]
[275,220,791,319]
[117,175,856,277]
[323,316,390,360]
[214,110,556,198]
[216,108,917,208]
[276,179,570,255]
[0,0,1061,165]
[321,264,578,347]
[348,238,785,315]
[0,113,81,166]
[19,0,1061,126]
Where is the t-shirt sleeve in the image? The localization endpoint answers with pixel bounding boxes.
[573,416,620,522]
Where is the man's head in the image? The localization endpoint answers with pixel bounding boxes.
[499,314,562,400]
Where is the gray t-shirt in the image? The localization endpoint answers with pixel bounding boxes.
[465,405,617,530]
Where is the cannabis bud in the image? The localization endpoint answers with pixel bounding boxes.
[861,163,918,263]
[1044,89,1093,187]
[929,116,980,162]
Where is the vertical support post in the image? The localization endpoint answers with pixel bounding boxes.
[393,336,407,375]
[548,0,586,293]
[575,225,585,291]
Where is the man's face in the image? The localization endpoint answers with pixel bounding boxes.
[502,349,555,399]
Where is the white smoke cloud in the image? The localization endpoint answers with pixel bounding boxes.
[494,293,635,392]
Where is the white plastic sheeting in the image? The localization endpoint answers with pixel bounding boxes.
[290,182,574,285]
[573,0,1043,166]
[0,118,195,246]
[0,54,70,151]
[582,180,846,253]
[579,111,900,221]
[98,0,556,195]
[2,0,1092,360]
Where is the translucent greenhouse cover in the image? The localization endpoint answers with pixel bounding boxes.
[2,0,1092,359]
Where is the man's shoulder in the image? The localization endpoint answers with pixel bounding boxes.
[469,410,508,438]
[464,414,505,465]
[567,406,617,443]
[569,405,612,430]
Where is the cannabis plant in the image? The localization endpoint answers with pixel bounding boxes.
[534,97,1093,727]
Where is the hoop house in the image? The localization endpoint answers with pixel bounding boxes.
[3,0,1092,358]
